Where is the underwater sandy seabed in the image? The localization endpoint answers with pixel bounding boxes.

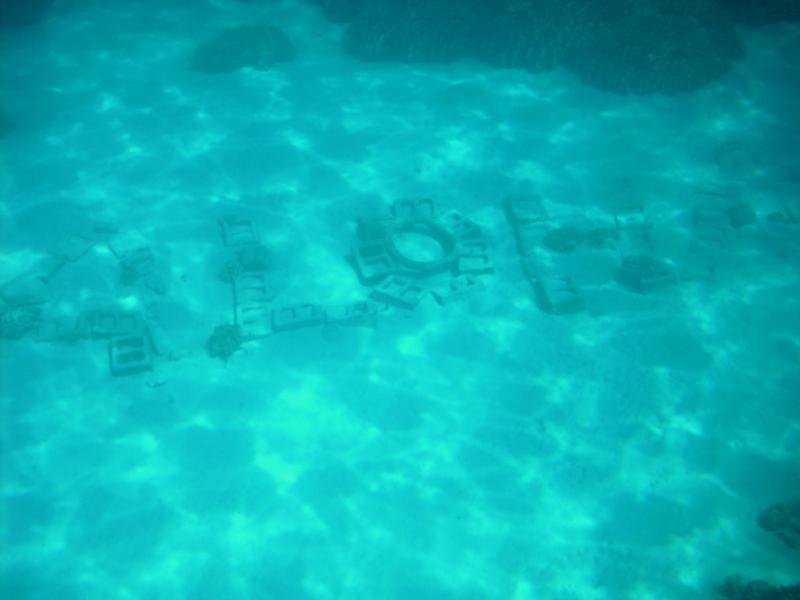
[1,1,799,598]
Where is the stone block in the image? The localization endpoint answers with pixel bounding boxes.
[109,334,153,376]
[534,276,585,314]
[36,315,84,342]
[352,241,394,284]
[391,198,437,220]
[369,276,427,309]
[233,271,273,307]
[325,301,380,326]
[440,211,482,240]
[506,196,547,227]
[272,303,326,332]
[218,215,259,247]
[236,303,272,339]
[457,252,494,276]
[90,310,142,339]
[234,244,270,271]
[432,274,482,305]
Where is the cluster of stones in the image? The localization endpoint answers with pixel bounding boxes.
[505,195,684,314]
[0,223,167,377]
[686,139,799,273]
[504,157,800,317]
[209,215,387,359]
[208,200,493,361]
[610,202,679,294]
[505,195,586,314]
[351,198,492,310]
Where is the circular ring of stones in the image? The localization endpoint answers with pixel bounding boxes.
[385,219,457,274]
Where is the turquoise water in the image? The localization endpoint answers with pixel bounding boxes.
[2,1,799,598]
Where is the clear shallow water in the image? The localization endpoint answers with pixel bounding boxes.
[1,1,799,599]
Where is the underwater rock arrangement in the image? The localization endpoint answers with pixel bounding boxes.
[0,222,172,377]
[213,214,381,346]
[505,195,587,314]
[0,0,53,29]
[351,198,493,308]
[308,0,761,95]
[191,24,295,74]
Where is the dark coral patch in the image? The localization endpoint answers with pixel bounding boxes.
[191,25,295,75]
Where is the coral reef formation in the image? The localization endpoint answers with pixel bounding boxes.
[717,0,800,26]
[0,0,53,29]
[191,24,295,74]
[307,0,800,94]
[206,324,244,362]
[560,0,743,95]
[718,576,800,599]
[758,499,800,550]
